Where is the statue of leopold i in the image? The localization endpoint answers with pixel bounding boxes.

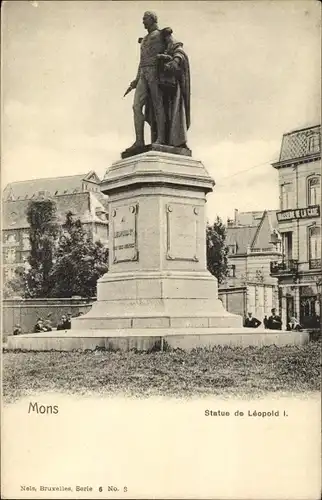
[123,11,191,156]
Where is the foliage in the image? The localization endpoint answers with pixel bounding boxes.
[14,206,108,299]
[3,339,321,402]
[25,198,60,297]
[206,216,229,283]
[2,266,28,299]
[49,211,109,298]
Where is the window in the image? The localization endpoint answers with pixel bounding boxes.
[4,268,14,281]
[309,226,321,263]
[10,212,17,225]
[307,133,320,154]
[282,232,293,261]
[308,176,321,206]
[6,233,16,244]
[7,268,15,280]
[22,232,30,250]
[227,265,236,278]
[281,183,292,209]
[6,249,16,264]
[6,191,14,201]
[228,243,237,255]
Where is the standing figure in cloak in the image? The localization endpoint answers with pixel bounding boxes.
[124,11,166,154]
[156,27,191,148]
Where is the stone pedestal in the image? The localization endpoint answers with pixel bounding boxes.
[72,151,242,332]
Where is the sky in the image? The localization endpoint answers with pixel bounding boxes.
[2,0,321,222]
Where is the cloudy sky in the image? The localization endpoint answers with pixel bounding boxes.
[2,0,321,221]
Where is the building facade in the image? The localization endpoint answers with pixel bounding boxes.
[2,172,109,283]
[271,124,321,329]
[220,210,282,322]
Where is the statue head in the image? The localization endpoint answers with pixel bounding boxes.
[143,11,158,30]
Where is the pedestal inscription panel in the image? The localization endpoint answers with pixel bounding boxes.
[112,204,138,263]
[166,203,199,261]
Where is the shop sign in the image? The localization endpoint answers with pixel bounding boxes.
[277,205,320,222]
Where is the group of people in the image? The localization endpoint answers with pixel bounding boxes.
[12,313,79,335]
[33,314,72,333]
[244,308,303,331]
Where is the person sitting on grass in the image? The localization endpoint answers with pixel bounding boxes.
[244,312,261,328]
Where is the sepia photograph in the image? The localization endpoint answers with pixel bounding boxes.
[1,1,321,498]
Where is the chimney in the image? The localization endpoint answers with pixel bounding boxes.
[234,209,239,224]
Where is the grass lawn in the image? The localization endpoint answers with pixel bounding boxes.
[3,339,321,403]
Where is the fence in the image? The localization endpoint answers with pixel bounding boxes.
[2,297,95,335]
[218,286,247,318]
[3,288,248,335]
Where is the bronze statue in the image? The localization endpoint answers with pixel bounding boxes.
[123,12,191,156]
[157,27,190,149]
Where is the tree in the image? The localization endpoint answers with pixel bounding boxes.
[3,266,28,299]
[206,216,229,284]
[49,211,109,298]
[25,197,60,297]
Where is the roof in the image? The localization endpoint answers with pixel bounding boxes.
[3,171,101,201]
[278,124,321,163]
[226,226,257,254]
[227,211,280,254]
[2,192,98,230]
[251,211,278,251]
[92,189,109,211]
[236,210,278,230]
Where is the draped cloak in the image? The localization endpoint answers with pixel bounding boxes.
[144,40,191,147]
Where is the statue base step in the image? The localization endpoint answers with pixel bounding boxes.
[71,271,243,330]
[6,328,309,352]
[72,312,242,331]
[121,143,192,159]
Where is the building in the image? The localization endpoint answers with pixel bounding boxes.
[271,124,321,329]
[2,172,109,282]
[219,210,282,321]
[229,209,278,227]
